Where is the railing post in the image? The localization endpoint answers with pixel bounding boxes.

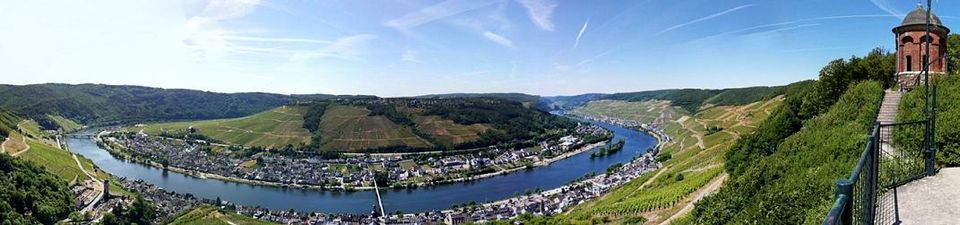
[836,179,854,225]
[866,129,878,225]
[927,86,938,176]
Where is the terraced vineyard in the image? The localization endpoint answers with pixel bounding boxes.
[47,115,83,132]
[132,106,313,148]
[413,115,491,146]
[564,96,783,224]
[317,105,434,151]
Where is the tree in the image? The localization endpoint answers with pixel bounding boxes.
[948,34,960,73]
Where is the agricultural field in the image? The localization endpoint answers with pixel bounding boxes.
[169,205,276,225]
[131,106,312,148]
[413,115,491,146]
[572,100,673,124]
[562,96,783,224]
[19,139,86,182]
[17,119,44,138]
[47,114,83,132]
[316,105,433,151]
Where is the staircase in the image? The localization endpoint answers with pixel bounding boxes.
[877,89,902,153]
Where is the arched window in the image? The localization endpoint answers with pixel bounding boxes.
[921,35,934,43]
[906,55,913,71]
[901,36,914,44]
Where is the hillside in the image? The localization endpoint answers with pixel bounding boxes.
[131,106,314,149]
[128,97,573,152]
[601,86,788,113]
[416,93,542,105]
[690,81,881,224]
[540,93,607,110]
[561,92,785,224]
[301,98,575,152]
[169,205,276,225]
[0,83,371,129]
[315,104,435,151]
[1,109,134,224]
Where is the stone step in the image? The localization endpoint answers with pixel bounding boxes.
[876,90,903,144]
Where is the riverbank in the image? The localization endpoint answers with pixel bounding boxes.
[444,141,608,184]
[459,113,671,213]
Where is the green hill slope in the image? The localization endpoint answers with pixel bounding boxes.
[316,105,434,151]
[563,95,784,224]
[0,83,373,129]
[691,81,881,224]
[132,106,313,149]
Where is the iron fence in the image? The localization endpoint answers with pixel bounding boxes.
[822,90,936,225]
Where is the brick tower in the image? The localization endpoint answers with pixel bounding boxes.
[893,4,950,90]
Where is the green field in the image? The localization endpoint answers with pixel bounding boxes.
[563,96,783,224]
[132,106,312,148]
[17,119,44,138]
[169,205,276,225]
[47,115,83,132]
[19,139,86,182]
[572,100,673,124]
[316,105,433,151]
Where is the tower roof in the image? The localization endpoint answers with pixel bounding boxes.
[900,5,943,27]
[893,4,950,34]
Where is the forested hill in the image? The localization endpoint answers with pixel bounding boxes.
[602,85,790,113]
[0,83,360,129]
[417,93,543,106]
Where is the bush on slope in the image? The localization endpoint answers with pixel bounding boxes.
[691,81,882,224]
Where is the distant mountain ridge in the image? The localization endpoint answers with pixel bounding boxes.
[0,83,793,130]
[0,83,362,129]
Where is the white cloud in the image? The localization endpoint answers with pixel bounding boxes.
[516,0,558,31]
[482,31,514,48]
[573,19,589,49]
[401,50,423,63]
[200,0,262,20]
[870,0,903,19]
[220,35,333,44]
[385,0,501,32]
[290,34,378,63]
[658,4,754,35]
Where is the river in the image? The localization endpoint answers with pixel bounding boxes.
[66,119,656,214]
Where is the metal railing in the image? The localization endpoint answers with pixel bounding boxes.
[822,88,938,225]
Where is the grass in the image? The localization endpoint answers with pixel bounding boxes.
[317,105,433,151]
[19,139,85,182]
[562,96,783,224]
[131,106,312,148]
[47,115,83,132]
[399,160,417,170]
[2,132,29,154]
[17,119,45,138]
[571,100,672,124]
[11,130,135,198]
[414,115,491,146]
[170,205,277,225]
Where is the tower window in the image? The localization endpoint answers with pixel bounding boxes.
[907,56,913,71]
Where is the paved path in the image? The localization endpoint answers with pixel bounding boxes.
[896,167,960,225]
[658,173,727,225]
[1,137,7,154]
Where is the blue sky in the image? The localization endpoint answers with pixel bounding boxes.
[1,0,957,97]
